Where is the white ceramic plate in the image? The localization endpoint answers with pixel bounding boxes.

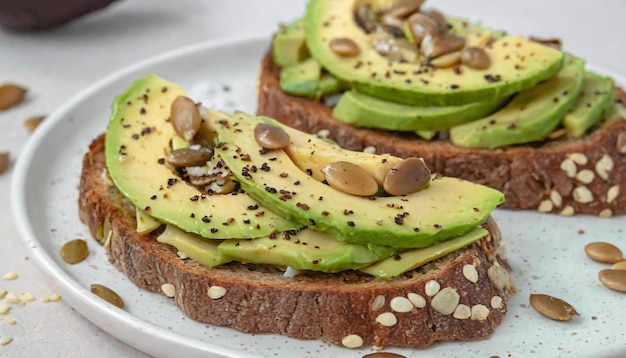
[12,36,626,358]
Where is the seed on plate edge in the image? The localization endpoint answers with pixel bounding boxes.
[90,284,124,309]
[529,293,578,321]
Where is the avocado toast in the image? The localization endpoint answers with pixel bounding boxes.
[78,73,512,349]
[257,0,626,216]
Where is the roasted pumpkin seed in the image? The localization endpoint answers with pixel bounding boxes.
[168,147,213,167]
[329,38,361,57]
[406,12,439,45]
[387,0,425,18]
[598,269,626,292]
[24,115,45,132]
[0,84,27,111]
[421,33,465,60]
[0,152,9,175]
[60,239,89,264]
[529,294,578,321]
[322,161,378,196]
[91,284,124,309]
[461,47,491,69]
[171,96,201,141]
[584,242,624,264]
[612,261,626,270]
[254,123,290,149]
[383,157,431,196]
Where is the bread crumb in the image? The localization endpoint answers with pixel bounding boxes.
[24,115,45,132]
[18,292,35,302]
[0,288,7,299]
[0,336,12,345]
[40,295,50,303]
[49,293,62,302]
[2,271,18,280]
[3,316,16,325]
[0,302,10,315]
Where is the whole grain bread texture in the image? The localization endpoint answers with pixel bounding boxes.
[79,134,513,349]
[257,50,626,217]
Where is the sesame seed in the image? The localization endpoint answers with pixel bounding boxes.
[375,312,397,327]
[207,285,227,299]
[161,283,176,298]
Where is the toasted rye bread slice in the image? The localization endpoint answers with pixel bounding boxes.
[79,134,513,349]
[256,49,626,217]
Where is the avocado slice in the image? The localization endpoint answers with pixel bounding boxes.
[279,58,343,98]
[562,71,615,138]
[360,227,488,278]
[213,111,504,249]
[450,54,585,148]
[105,74,301,239]
[157,224,231,267]
[332,89,508,131]
[272,18,310,68]
[218,228,397,272]
[304,0,564,106]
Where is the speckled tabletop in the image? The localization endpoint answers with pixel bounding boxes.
[1,1,625,357]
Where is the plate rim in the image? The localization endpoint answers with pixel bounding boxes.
[11,34,270,358]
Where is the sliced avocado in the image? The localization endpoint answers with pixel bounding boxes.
[562,71,615,138]
[304,0,564,106]
[135,207,162,235]
[450,54,585,148]
[105,74,301,239]
[279,58,343,98]
[272,18,310,68]
[415,129,437,140]
[218,228,396,272]
[332,89,508,132]
[213,111,504,249]
[157,224,231,267]
[360,227,488,278]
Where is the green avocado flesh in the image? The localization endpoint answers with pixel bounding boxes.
[108,74,503,275]
[332,89,508,131]
[104,74,300,239]
[450,54,585,148]
[304,0,564,106]
[272,18,310,67]
[214,111,504,249]
[562,71,615,138]
[271,0,620,148]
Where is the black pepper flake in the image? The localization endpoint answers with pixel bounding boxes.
[190,195,200,201]
[507,123,517,130]
[434,224,442,229]
[255,211,266,217]
[167,178,177,186]
[161,86,168,93]
[217,119,230,128]
[132,133,140,140]
[296,202,310,210]
[413,227,420,232]
[210,228,219,233]
[140,107,147,114]
[312,260,319,265]
[223,218,235,225]
[393,254,402,261]
[190,213,195,218]
[450,84,460,90]
[265,186,278,194]
[306,168,313,176]
[308,218,316,226]
[321,211,330,216]
[157,158,165,164]
[294,180,301,185]
[347,221,355,227]
[240,153,251,161]
[279,172,288,178]
[201,216,211,223]
[247,204,259,210]
[243,219,251,224]
[144,206,151,211]
[484,74,502,83]
[343,209,354,215]
[150,195,157,200]
[261,163,270,171]
[259,148,268,155]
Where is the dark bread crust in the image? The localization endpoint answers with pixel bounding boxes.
[79,134,512,349]
[257,49,626,216]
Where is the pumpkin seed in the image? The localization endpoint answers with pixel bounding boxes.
[329,38,361,57]
[171,96,201,141]
[423,9,448,32]
[387,0,425,18]
[430,51,461,68]
[168,147,213,167]
[598,269,626,292]
[529,36,562,50]
[529,294,578,321]
[421,33,466,60]
[461,47,491,70]
[0,152,9,175]
[354,3,377,33]
[383,157,431,196]
[406,12,439,45]
[584,242,624,264]
[0,84,27,111]
[254,123,290,149]
[322,161,378,196]
[24,115,45,132]
[91,284,124,309]
[612,261,626,270]
[60,239,89,264]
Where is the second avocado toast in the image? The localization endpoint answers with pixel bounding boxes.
[258,0,626,216]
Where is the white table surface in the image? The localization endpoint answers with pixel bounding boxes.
[1,1,624,357]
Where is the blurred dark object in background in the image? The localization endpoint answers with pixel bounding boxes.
[0,0,118,31]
